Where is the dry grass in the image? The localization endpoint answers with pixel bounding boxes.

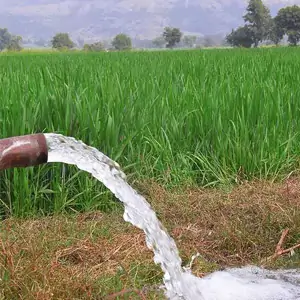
[142,179,300,269]
[0,213,161,299]
[1,178,300,299]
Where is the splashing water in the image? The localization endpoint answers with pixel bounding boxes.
[45,134,300,300]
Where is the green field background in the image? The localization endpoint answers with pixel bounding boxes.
[1,48,300,216]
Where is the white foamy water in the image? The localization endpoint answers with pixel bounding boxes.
[45,133,300,300]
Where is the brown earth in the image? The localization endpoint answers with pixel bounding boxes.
[1,178,300,299]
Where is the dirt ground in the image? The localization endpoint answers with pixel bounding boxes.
[1,179,300,299]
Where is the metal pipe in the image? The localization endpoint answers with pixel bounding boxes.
[0,134,48,170]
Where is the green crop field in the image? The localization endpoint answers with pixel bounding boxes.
[1,48,300,217]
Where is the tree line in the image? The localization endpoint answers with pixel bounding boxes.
[47,28,186,51]
[0,30,133,52]
[226,0,300,47]
[0,27,189,52]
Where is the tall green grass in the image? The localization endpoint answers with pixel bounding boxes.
[1,48,300,216]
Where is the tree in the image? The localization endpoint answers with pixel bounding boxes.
[83,41,105,52]
[183,35,197,48]
[243,0,272,47]
[51,33,74,50]
[162,27,182,48]
[112,34,132,51]
[274,5,300,46]
[152,36,166,48]
[0,28,11,51]
[287,31,300,46]
[0,28,22,51]
[226,26,254,48]
[268,18,284,45]
[7,35,22,51]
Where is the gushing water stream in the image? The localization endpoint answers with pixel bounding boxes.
[45,134,300,300]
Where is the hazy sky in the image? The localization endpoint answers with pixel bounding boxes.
[1,0,300,17]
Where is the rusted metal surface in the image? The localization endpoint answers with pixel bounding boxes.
[0,134,48,170]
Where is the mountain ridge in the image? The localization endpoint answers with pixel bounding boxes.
[0,0,300,41]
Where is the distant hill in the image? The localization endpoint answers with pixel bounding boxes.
[1,0,300,42]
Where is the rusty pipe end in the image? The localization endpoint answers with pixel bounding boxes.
[0,134,48,170]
